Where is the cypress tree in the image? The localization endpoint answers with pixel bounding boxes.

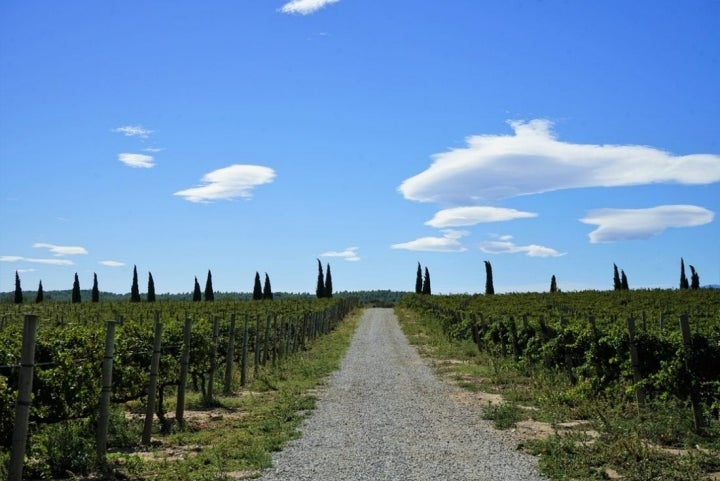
[263,273,273,300]
[36,280,44,303]
[422,267,431,295]
[315,259,325,299]
[130,265,141,302]
[613,264,622,291]
[484,261,495,295]
[680,258,690,289]
[621,270,629,290]
[550,275,558,293]
[192,277,202,302]
[147,272,156,302]
[690,265,700,289]
[324,264,333,298]
[14,271,23,304]
[72,273,81,303]
[415,262,423,294]
[204,270,214,301]
[91,273,99,302]
[253,272,263,300]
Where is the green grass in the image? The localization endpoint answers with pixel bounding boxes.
[395,306,720,481]
[108,308,363,481]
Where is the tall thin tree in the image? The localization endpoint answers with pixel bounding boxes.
[35,280,44,303]
[621,270,629,290]
[613,264,622,291]
[204,270,214,301]
[72,273,81,303]
[422,266,431,295]
[263,273,273,300]
[690,265,700,289]
[680,258,690,289]
[252,272,263,300]
[415,262,423,294]
[324,263,333,298]
[192,277,202,302]
[14,271,23,304]
[147,272,156,302]
[315,259,325,299]
[550,275,558,293]
[130,265,141,302]
[484,261,495,295]
[91,273,100,302]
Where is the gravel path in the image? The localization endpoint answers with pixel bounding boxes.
[258,308,548,481]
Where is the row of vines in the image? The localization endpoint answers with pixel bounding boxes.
[399,289,720,428]
[0,297,358,474]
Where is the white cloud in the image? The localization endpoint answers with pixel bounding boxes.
[391,229,468,252]
[33,243,88,256]
[174,164,276,203]
[320,247,360,262]
[113,125,153,138]
[0,256,74,265]
[399,119,720,204]
[119,153,155,168]
[479,235,565,257]
[580,205,714,243]
[425,206,537,228]
[143,147,164,153]
[100,260,125,267]
[280,0,339,15]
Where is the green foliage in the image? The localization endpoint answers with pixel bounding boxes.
[14,271,22,304]
[324,264,333,298]
[92,272,100,302]
[482,402,524,429]
[484,261,494,295]
[147,271,156,302]
[130,265,141,302]
[264,272,274,300]
[316,259,325,299]
[253,272,263,300]
[204,269,214,301]
[72,272,81,303]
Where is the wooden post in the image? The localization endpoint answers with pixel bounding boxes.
[626,315,645,405]
[508,317,520,359]
[254,314,261,377]
[240,313,249,387]
[679,314,705,431]
[207,316,219,404]
[176,314,192,427]
[142,313,162,445]
[96,320,117,465]
[223,313,236,395]
[263,314,271,364]
[8,315,38,481]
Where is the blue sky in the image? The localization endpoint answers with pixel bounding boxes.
[1,0,719,295]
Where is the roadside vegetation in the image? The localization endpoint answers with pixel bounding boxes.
[396,294,720,481]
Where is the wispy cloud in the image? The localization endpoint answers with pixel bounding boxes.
[174,164,276,203]
[425,206,537,228]
[479,235,565,257]
[143,147,164,153]
[33,243,88,256]
[100,260,125,267]
[391,229,468,252]
[399,119,720,204]
[118,153,155,168]
[280,0,339,15]
[113,125,153,138]
[0,256,74,265]
[320,247,360,262]
[580,205,714,243]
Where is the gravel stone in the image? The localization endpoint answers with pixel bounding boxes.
[258,308,548,481]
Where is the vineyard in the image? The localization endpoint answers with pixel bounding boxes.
[398,288,720,479]
[0,297,358,479]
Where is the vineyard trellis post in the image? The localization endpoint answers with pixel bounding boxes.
[96,319,117,466]
[679,313,705,431]
[240,312,249,386]
[254,314,261,377]
[626,315,646,405]
[207,315,219,405]
[8,314,38,481]
[142,313,163,445]
[176,313,192,427]
[223,313,236,395]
